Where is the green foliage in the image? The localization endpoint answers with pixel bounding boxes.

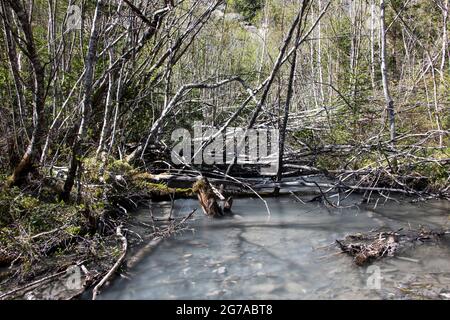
[293,129,316,149]
[0,187,83,234]
[316,155,345,171]
[228,0,264,21]
[107,159,135,175]
[65,225,81,235]
[412,160,449,191]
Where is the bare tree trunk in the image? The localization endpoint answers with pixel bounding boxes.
[350,0,356,102]
[370,0,377,90]
[428,54,443,148]
[62,1,102,202]
[1,2,27,142]
[3,0,46,187]
[248,0,330,129]
[247,0,317,129]
[96,48,115,159]
[440,0,449,82]
[274,11,304,196]
[380,0,395,143]
[257,0,269,84]
[317,0,325,104]
[309,4,319,109]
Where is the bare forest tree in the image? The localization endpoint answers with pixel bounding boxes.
[0,0,447,201]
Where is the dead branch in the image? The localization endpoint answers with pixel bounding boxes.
[92,225,127,300]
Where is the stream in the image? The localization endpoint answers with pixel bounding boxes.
[99,195,450,300]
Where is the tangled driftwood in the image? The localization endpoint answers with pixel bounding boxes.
[336,227,446,266]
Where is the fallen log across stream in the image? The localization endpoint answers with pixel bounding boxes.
[146,171,449,201]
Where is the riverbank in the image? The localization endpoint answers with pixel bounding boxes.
[1,156,448,299]
[0,160,194,300]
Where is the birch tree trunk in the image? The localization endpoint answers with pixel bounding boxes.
[370,0,377,90]
[1,2,27,139]
[380,0,395,143]
[440,0,448,82]
[62,1,102,202]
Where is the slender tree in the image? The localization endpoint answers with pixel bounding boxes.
[2,0,47,187]
[440,0,448,82]
[62,0,102,202]
[380,0,395,143]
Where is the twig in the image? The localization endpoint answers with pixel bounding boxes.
[216,171,271,216]
[30,225,68,240]
[396,256,420,263]
[289,191,306,204]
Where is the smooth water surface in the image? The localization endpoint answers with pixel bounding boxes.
[100,196,450,299]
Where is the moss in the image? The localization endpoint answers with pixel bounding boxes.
[111,246,122,259]
[137,181,192,196]
[192,179,207,193]
[132,172,153,180]
[82,157,102,182]
[107,159,135,175]
[316,155,345,171]
[20,196,40,210]
[65,226,81,236]
[130,172,193,196]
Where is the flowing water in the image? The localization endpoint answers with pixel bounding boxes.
[100,196,450,300]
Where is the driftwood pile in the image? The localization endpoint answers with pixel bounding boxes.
[336,227,446,266]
